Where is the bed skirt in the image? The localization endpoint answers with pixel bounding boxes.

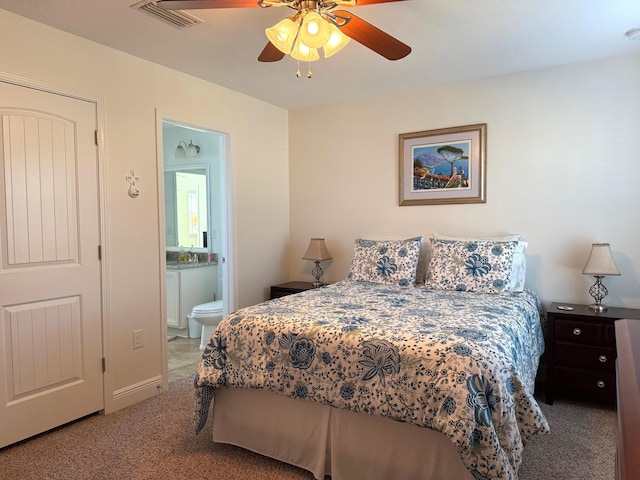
[212,387,473,480]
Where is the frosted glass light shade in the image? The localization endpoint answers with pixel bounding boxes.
[265,17,298,54]
[323,24,350,58]
[291,38,320,61]
[175,142,187,159]
[185,140,199,157]
[299,11,331,48]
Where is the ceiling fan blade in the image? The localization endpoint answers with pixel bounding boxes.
[258,42,286,62]
[334,10,411,60]
[336,0,406,5]
[157,0,261,9]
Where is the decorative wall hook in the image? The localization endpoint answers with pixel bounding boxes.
[126,170,140,198]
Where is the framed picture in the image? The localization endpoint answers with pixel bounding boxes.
[399,123,486,205]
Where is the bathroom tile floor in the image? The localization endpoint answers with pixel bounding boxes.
[168,336,203,383]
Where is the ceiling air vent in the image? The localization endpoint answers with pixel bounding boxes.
[131,0,203,29]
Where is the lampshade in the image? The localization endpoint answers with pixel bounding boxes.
[291,38,320,62]
[303,238,332,261]
[323,24,351,58]
[582,243,621,276]
[298,11,331,49]
[265,17,298,54]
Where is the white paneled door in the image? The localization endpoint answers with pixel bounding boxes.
[0,81,103,448]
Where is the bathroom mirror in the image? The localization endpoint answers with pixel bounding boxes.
[164,165,209,251]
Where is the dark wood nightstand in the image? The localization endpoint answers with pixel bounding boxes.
[545,302,640,404]
[270,281,318,300]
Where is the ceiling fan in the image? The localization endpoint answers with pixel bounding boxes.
[157,0,411,76]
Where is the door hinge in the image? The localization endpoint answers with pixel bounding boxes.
[98,245,102,260]
[94,130,98,146]
[102,357,106,372]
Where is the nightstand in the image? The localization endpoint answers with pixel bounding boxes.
[545,302,640,404]
[270,281,318,300]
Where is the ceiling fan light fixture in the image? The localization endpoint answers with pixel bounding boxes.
[323,23,350,58]
[291,37,320,61]
[299,11,332,48]
[265,17,299,54]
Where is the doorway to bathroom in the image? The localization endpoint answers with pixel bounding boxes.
[157,116,233,382]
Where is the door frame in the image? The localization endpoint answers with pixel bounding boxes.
[0,71,112,412]
[155,110,235,387]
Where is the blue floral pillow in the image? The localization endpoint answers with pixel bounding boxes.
[347,237,422,286]
[424,239,518,294]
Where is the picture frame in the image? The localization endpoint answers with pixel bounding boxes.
[399,123,486,205]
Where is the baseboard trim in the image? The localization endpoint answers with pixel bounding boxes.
[168,326,189,338]
[111,375,163,411]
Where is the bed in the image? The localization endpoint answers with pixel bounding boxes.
[193,236,550,480]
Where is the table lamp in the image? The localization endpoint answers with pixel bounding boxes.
[582,243,621,312]
[303,238,332,287]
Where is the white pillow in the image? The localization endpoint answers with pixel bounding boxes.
[430,234,527,292]
[509,241,527,292]
[431,233,521,242]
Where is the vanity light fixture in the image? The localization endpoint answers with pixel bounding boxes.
[175,140,200,159]
[625,27,640,40]
[582,242,621,312]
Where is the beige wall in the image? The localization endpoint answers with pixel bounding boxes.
[289,53,640,309]
[0,9,290,410]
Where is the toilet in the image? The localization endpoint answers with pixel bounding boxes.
[188,299,224,350]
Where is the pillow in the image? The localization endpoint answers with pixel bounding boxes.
[424,238,518,294]
[508,241,527,292]
[347,237,422,286]
[430,234,527,292]
[431,233,521,242]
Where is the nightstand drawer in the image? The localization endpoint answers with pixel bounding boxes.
[555,367,616,398]
[546,302,640,405]
[555,319,602,345]
[555,343,616,371]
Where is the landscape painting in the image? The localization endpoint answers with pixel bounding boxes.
[399,124,486,205]
[412,141,471,191]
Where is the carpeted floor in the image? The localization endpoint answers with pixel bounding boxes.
[520,396,616,480]
[0,376,615,480]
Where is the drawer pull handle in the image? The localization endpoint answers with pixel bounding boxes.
[599,355,608,363]
[597,380,605,388]
[573,328,582,336]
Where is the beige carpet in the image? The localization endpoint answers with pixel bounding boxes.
[0,376,616,480]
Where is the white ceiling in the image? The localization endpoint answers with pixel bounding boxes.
[1,0,640,110]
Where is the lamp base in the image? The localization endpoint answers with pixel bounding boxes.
[311,261,324,288]
[588,303,608,313]
[587,276,609,314]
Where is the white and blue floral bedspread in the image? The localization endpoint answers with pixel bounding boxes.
[194,281,549,480]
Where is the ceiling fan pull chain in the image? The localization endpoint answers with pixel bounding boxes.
[307,60,313,78]
[296,57,301,77]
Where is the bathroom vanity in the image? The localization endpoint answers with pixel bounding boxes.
[166,262,217,337]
